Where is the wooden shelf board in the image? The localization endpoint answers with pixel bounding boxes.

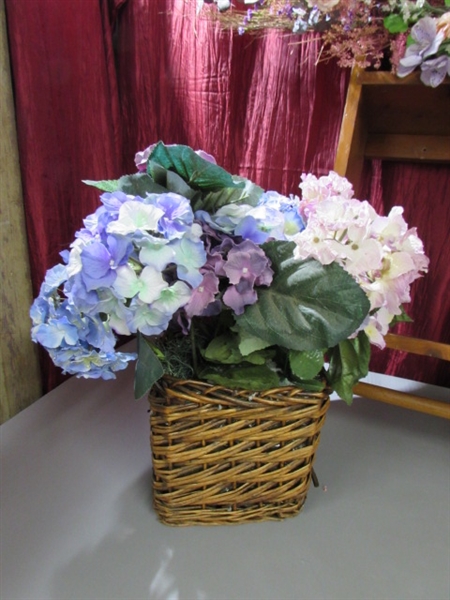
[365,134,450,162]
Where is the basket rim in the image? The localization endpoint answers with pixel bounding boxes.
[150,375,331,409]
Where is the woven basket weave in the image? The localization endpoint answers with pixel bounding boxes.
[149,377,330,526]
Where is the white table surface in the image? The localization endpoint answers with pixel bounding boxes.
[1,360,449,600]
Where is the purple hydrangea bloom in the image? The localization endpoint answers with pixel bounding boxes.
[223,279,258,315]
[223,240,273,287]
[209,236,236,277]
[184,271,220,318]
[218,240,273,315]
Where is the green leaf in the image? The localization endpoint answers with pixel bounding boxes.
[197,179,263,212]
[234,328,272,357]
[149,142,242,191]
[146,160,199,199]
[389,305,413,326]
[117,173,167,196]
[383,14,409,34]
[199,364,280,391]
[289,349,324,380]
[440,40,450,56]
[203,333,244,364]
[290,378,326,393]
[203,332,273,365]
[445,0,450,7]
[82,179,119,192]
[327,331,371,405]
[236,241,370,352]
[134,333,164,399]
[166,171,200,199]
[146,160,168,186]
[233,176,265,205]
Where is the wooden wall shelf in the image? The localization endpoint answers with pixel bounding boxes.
[334,69,450,196]
[334,68,450,419]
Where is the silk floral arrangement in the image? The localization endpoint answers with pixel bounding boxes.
[30,143,428,403]
[199,0,450,87]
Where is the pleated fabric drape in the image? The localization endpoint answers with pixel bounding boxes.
[5,0,123,390]
[5,0,449,392]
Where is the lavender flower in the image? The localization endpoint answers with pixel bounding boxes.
[221,240,273,314]
[223,279,258,315]
[184,271,220,318]
[397,16,445,78]
[420,54,450,87]
[223,240,273,287]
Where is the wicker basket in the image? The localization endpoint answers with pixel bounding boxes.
[149,377,330,526]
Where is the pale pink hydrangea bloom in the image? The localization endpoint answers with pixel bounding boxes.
[293,173,429,348]
[298,171,354,221]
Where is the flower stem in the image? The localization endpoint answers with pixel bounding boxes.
[190,320,199,378]
[423,1,447,16]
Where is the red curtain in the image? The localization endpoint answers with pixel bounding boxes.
[6,0,449,392]
[366,161,450,387]
[5,0,123,390]
[114,1,349,180]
